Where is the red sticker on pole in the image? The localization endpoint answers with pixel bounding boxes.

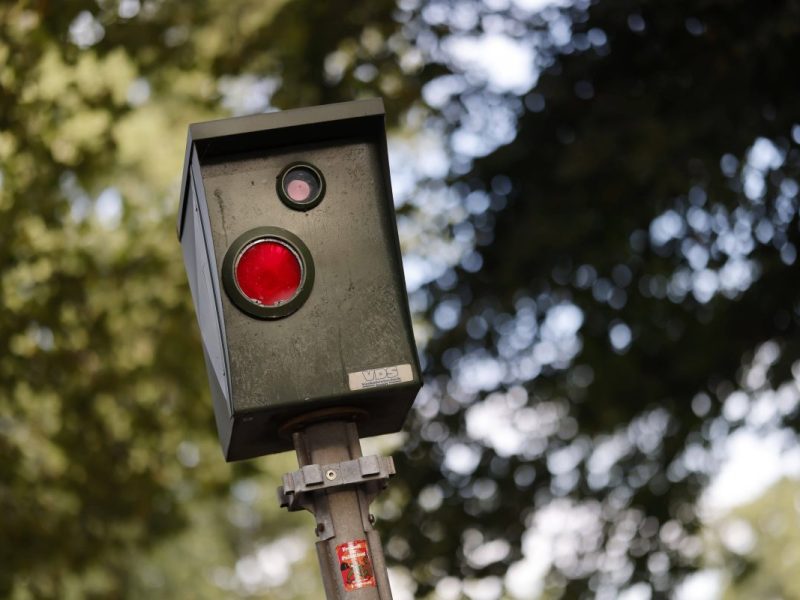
[336,539,376,591]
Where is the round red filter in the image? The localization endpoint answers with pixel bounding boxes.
[234,239,302,306]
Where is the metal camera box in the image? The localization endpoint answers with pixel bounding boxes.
[177,99,421,461]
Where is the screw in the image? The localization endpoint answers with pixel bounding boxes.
[369,514,376,524]
[325,469,337,481]
[316,523,325,536]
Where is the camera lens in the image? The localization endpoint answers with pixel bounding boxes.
[278,163,325,210]
[287,177,312,203]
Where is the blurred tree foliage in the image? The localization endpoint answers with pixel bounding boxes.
[0,0,428,598]
[715,478,800,599]
[4,0,800,599]
[389,0,800,597]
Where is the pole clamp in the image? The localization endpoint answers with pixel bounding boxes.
[277,455,395,513]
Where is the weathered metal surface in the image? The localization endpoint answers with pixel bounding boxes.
[178,99,421,460]
[283,421,394,599]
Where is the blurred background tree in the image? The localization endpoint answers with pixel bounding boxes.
[0,0,422,597]
[706,478,800,599]
[2,0,800,599]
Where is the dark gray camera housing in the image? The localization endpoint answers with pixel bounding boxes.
[177,99,421,461]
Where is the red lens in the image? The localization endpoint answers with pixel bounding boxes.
[235,239,302,306]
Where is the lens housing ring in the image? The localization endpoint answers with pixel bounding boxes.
[276,162,326,211]
[222,226,315,319]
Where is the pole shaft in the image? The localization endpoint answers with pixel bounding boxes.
[291,421,393,600]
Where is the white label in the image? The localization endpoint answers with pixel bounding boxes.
[348,364,413,391]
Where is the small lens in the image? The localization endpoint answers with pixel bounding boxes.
[287,178,312,202]
[278,163,325,209]
[284,166,320,203]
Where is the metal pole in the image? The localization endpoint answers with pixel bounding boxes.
[278,419,395,599]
